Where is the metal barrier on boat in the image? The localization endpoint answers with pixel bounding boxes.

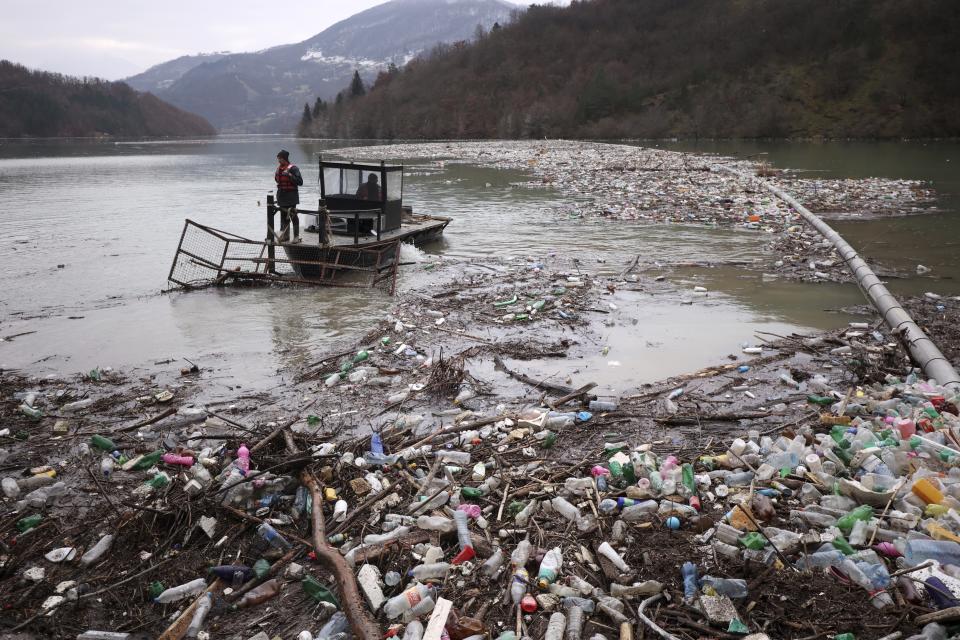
[167,219,401,294]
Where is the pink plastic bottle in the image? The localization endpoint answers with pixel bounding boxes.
[162,453,195,466]
[237,444,250,474]
[895,419,916,439]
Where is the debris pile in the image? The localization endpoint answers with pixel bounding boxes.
[332,140,937,283]
[3,251,960,640]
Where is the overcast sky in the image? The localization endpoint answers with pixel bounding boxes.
[0,0,567,80]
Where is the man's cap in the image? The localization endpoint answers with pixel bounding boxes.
[277,149,290,160]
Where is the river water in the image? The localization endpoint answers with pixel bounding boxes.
[0,137,956,398]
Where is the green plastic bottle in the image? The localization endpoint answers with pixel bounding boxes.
[147,472,171,489]
[681,463,697,495]
[540,431,557,448]
[352,350,369,363]
[834,634,855,640]
[829,424,847,444]
[16,514,42,533]
[148,581,165,599]
[807,395,833,406]
[131,450,164,471]
[836,505,873,534]
[832,535,855,555]
[90,435,117,452]
[461,487,484,499]
[608,460,624,483]
[622,463,637,484]
[302,575,340,606]
[253,558,271,579]
[738,532,766,550]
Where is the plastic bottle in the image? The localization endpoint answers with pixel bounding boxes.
[154,578,207,603]
[409,563,450,580]
[836,505,873,534]
[130,450,164,471]
[303,575,339,605]
[589,400,617,412]
[384,584,434,619]
[233,578,281,609]
[333,499,348,522]
[483,548,505,576]
[452,509,475,564]
[237,443,250,474]
[80,534,115,566]
[1,477,19,498]
[209,565,253,585]
[257,523,292,550]
[163,453,194,467]
[597,542,630,572]
[905,540,960,567]
[19,481,67,509]
[537,547,563,589]
[681,562,698,601]
[90,435,117,452]
[552,496,581,522]
[701,576,748,598]
[317,612,350,640]
[566,605,583,640]
[511,567,529,603]
[620,500,659,521]
[403,621,425,640]
[436,451,470,465]
[186,592,212,638]
[914,478,945,505]
[545,612,566,640]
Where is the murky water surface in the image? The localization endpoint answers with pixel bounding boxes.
[0,137,956,394]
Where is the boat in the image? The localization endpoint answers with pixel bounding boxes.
[168,158,450,294]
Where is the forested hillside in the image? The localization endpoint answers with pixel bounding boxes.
[0,61,216,138]
[302,0,960,139]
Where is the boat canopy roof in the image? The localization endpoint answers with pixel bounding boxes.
[320,158,403,202]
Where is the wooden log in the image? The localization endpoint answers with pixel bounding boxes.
[915,606,960,625]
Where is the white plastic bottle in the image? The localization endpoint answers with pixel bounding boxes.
[154,578,207,603]
[403,620,425,640]
[384,583,434,619]
[551,496,581,522]
[1,477,19,498]
[186,592,212,638]
[409,563,450,580]
[545,612,566,640]
[80,534,115,566]
[417,515,455,532]
[597,542,630,572]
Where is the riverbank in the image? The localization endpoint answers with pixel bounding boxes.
[3,252,959,639]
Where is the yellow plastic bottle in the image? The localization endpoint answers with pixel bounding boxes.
[927,521,960,543]
[912,478,944,505]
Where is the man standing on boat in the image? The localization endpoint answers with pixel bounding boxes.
[274,149,303,242]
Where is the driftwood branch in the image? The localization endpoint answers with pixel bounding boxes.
[302,470,381,640]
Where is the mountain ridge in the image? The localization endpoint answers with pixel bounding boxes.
[309,0,960,140]
[125,0,515,133]
[0,60,216,138]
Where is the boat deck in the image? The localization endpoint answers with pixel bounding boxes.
[280,212,450,249]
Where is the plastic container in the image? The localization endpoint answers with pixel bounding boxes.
[701,576,748,598]
[565,605,583,640]
[597,542,629,572]
[681,562,698,601]
[452,509,475,564]
[537,547,563,589]
[409,562,450,580]
[511,567,529,603]
[545,612,566,640]
[236,443,250,474]
[186,592,212,638]
[552,496,580,522]
[257,523,292,550]
[155,578,207,603]
[233,578,280,609]
[904,540,960,567]
[913,478,945,505]
[384,584,434,619]
[80,534,115,566]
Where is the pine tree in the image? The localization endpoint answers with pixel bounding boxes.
[302,102,312,123]
[349,71,366,98]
